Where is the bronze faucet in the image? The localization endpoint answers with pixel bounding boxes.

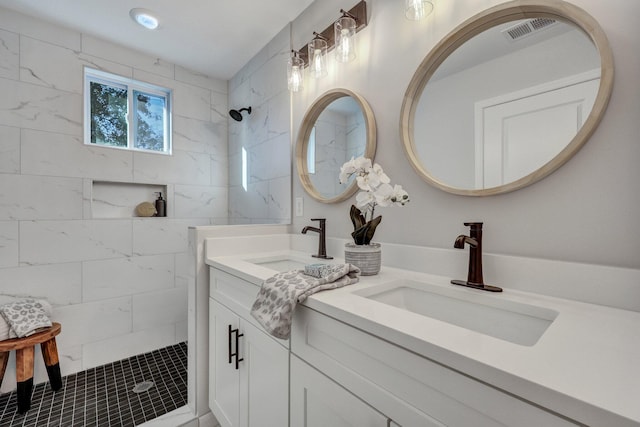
[302,218,333,259]
[451,222,502,292]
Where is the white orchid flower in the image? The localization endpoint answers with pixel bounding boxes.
[355,190,375,209]
[373,183,395,207]
[371,163,390,185]
[339,156,409,226]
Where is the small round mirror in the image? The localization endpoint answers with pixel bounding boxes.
[400,0,613,196]
[296,89,377,203]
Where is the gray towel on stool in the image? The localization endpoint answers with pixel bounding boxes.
[250,264,360,340]
[0,299,53,339]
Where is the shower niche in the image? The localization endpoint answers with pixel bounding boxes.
[91,181,169,218]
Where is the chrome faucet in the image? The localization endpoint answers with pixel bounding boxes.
[451,222,502,292]
[301,218,333,259]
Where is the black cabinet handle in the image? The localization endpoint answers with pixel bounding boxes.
[228,324,244,370]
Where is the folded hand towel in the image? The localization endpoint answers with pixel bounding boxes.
[0,299,53,339]
[303,263,340,279]
[251,264,360,340]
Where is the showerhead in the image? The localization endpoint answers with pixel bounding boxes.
[229,107,252,122]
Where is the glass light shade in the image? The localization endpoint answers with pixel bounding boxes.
[308,38,328,79]
[334,16,357,63]
[287,54,304,92]
[405,0,434,20]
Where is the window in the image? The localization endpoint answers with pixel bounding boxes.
[307,126,316,174]
[84,68,172,154]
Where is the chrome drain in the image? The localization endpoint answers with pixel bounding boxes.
[132,380,155,393]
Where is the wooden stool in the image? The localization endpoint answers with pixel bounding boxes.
[0,323,62,414]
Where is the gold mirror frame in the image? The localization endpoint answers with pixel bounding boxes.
[296,88,377,203]
[400,0,614,196]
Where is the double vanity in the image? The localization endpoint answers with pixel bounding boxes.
[204,233,640,427]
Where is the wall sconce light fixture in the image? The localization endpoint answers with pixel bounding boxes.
[287,50,305,92]
[308,33,329,79]
[335,10,357,63]
[289,1,368,91]
[405,0,434,20]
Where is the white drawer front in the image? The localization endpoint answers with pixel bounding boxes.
[291,305,578,427]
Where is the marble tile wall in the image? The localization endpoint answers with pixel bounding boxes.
[0,7,227,392]
[228,25,292,224]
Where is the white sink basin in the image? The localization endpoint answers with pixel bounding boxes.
[354,279,558,346]
[245,254,310,272]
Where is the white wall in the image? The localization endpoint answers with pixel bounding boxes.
[288,0,640,272]
[0,8,228,391]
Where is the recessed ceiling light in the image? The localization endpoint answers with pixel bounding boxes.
[129,8,159,30]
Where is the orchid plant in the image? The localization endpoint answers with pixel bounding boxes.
[339,157,410,245]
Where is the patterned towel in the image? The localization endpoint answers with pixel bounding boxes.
[250,264,360,339]
[0,299,53,339]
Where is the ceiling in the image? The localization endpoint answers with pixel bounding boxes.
[0,0,315,80]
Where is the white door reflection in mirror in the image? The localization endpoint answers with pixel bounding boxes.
[476,71,599,188]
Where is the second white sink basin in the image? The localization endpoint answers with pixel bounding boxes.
[354,279,558,346]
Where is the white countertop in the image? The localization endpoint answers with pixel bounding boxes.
[207,248,640,426]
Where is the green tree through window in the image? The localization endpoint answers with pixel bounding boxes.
[90,81,128,147]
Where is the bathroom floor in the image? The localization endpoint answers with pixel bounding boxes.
[0,342,187,427]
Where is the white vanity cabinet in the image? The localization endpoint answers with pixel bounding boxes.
[290,355,389,427]
[209,268,289,427]
[291,305,580,427]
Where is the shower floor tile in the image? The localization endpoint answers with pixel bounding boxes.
[0,342,187,427]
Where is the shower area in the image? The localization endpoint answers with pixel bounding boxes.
[0,3,292,424]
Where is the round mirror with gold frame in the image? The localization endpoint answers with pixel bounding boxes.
[400,0,614,196]
[296,88,377,203]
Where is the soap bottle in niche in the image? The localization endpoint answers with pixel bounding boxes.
[155,192,166,217]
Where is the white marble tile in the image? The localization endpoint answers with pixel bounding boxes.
[268,175,292,222]
[0,29,19,80]
[229,181,269,221]
[245,102,269,147]
[211,89,229,127]
[211,153,229,187]
[132,287,187,332]
[173,185,228,219]
[21,129,134,180]
[249,134,292,183]
[53,297,132,347]
[0,7,81,51]
[175,65,227,93]
[0,174,83,220]
[82,324,178,369]
[229,44,268,93]
[132,218,208,256]
[0,263,81,305]
[267,91,291,140]
[81,34,174,79]
[250,52,287,105]
[82,254,175,302]
[133,149,211,186]
[0,125,20,173]
[0,78,82,135]
[172,115,225,155]
[175,252,190,287]
[0,220,18,267]
[20,36,83,93]
[20,219,132,264]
